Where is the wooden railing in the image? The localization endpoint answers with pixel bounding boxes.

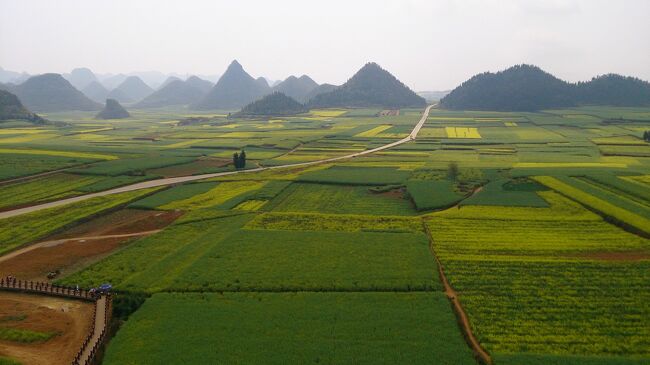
[0,278,95,301]
[0,278,112,365]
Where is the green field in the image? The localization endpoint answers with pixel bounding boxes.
[270,182,416,215]
[103,292,475,365]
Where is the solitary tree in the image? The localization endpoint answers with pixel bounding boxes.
[644,131,650,142]
[239,150,246,168]
[233,152,239,168]
[447,162,459,181]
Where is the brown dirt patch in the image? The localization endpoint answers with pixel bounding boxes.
[149,157,230,177]
[378,189,405,199]
[0,292,94,365]
[574,251,650,261]
[0,209,183,281]
[51,208,183,238]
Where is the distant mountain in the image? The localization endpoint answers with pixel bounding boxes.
[10,73,101,112]
[64,68,98,90]
[134,77,212,108]
[273,75,319,103]
[82,81,110,103]
[0,89,45,123]
[193,60,271,110]
[440,64,650,111]
[96,99,130,119]
[256,77,270,89]
[127,71,168,89]
[185,76,213,93]
[304,83,338,102]
[106,76,153,103]
[0,67,29,84]
[417,90,450,102]
[576,74,650,106]
[234,92,308,117]
[158,76,182,90]
[100,74,128,90]
[309,62,426,108]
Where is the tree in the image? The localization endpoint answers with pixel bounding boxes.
[644,131,650,142]
[239,150,246,168]
[447,162,459,181]
[233,152,239,168]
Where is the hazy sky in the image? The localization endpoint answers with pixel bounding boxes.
[1,0,649,90]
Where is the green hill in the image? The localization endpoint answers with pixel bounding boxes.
[273,75,318,103]
[308,62,426,108]
[10,73,101,112]
[193,60,271,110]
[441,64,650,111]
[576,74,650,106]
[96,98,130,119]
[0,89,45,123]
[233,92,307,117]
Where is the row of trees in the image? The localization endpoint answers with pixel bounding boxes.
[233,150,247,169]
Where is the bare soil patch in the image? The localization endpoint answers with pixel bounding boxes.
[0,292,93,365]
[51,208,182,238]
[0,209,182,280]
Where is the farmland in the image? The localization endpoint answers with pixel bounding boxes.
[103,292,475,365]
[1,105,649,364]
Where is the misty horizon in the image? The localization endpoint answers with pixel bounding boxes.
[1,0,649,90]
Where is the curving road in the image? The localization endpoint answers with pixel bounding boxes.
[0,105,435,220]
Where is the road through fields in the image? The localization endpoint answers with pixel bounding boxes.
[0,105,435,220]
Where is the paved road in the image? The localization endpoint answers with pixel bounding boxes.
[0,105,435,220]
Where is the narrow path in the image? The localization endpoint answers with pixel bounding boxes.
[423,222,492,365]
[0,105,435,220]
[0,230,161,263]
[77,295,108,365]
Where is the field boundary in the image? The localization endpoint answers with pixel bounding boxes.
[423,221,493,365]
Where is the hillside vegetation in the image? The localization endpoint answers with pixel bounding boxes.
[441,64,650,111]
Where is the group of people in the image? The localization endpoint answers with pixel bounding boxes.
[3,274,17,285]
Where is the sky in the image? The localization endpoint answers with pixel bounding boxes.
[1,0,649,90]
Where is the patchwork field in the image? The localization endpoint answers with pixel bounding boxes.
[427,192,650,363]
[1,105,649,364]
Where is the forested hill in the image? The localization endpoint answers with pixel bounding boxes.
[0,89,45,123]
[308,62,426,108]
[440,64,650,111]
[234,92,307,117]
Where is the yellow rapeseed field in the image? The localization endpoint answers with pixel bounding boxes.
[355,125,393,137]
[445,127,481,138]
